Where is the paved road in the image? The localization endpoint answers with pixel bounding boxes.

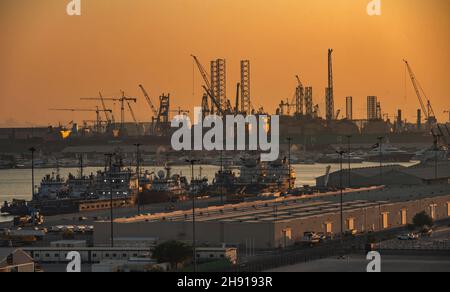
[267,254,450,272]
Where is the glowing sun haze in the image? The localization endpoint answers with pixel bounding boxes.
[0,0,449,126]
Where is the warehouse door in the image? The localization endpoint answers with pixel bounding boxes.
[401,209,407,225]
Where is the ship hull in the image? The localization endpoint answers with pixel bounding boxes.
[138,190,187,205]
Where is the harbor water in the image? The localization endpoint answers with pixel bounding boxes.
[0,162,419,222]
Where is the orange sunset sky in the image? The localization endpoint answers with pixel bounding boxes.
[0,0,449,127]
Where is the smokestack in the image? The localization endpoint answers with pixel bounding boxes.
[346,96,353,120]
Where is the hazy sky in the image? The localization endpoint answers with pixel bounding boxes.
[0,0,449,127]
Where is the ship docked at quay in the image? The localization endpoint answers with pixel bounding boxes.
[1,154,296,217]
[2,155,139,216]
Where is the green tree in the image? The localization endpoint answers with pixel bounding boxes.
[152,241,192,269]
[412,211,434,229]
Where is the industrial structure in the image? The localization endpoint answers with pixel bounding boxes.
[94,186,450,249]
[325,49,335,122]
[1,51,449,155]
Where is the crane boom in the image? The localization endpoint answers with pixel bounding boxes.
[404,60,436,120]
[192,55,229,115]
[191,55,212,91]
[139,84,158,117]
[99,92,112,124]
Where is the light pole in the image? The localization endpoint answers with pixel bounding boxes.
[377,137,384,186]
[346,135,352,188]
[186,159,200,272]
[29,147,36,201]
[105,153,115,247]
[336,150,347,241]
[287,137,293,191]
[433,134,440,180]
[134,143,141,215]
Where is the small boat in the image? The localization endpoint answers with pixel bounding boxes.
[364,144,415,163]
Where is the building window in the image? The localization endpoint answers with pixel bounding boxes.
[447,203,450,217]
[347,218,355,231]
[430,204,437,220]
[382,213,389,229]
[325,222,333,234]
[282,228,292,240]
[401,209,407,225]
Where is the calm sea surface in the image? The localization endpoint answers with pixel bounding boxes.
[0,162,418,222]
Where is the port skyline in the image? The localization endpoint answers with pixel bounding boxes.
[1,0,449,126]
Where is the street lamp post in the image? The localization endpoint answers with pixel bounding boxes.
[346,135,352,188]
[287,137,293,191]
[433,135,440,180]
[134,143,141,215]
[186,159,200,272]
[377,137,384,186]
[29,147,36,201]
[336,150,347,242]
[105,153,115,248]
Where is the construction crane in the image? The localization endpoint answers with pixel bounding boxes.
[49,107,112,134]
[124,97,140,132]
[404,60,437,125]
[98,92,113,125]
[138,84,158,119]
[191,55,229,116]
[81,93,137,132]
[404,59,447,144]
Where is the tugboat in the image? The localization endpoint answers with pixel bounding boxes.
[138,166,188,205]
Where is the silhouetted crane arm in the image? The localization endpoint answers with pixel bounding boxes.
[99,92,112,124]
[191,55,212,90]
[139,84,158,117]
[404,60,435,119]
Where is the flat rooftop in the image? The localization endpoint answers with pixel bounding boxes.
[114,199,385,224]
[110,185,450,224]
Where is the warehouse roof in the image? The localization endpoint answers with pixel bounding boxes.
[401,163,450,180]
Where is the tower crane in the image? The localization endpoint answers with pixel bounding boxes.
[98,92,113,125]
[81,93,137,132]
[124,97,140,132]
[49,107,112,134]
